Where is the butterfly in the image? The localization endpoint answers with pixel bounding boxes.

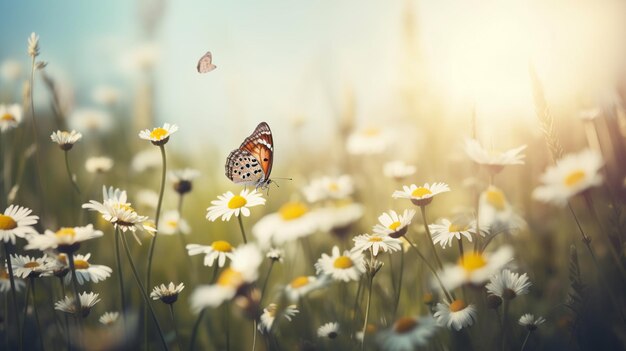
[197,51,217,73]
[225,122,274,189]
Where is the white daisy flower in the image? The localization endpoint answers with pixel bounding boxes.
[92,85,120,106]
[392,182,450,207]
[383,161,417,181]
[429,219,480,248]
[266,247,284,262]
[258,303,299,333]
[58,253,112,285]
[479,186,525,234]
[0,266,26,293]
[138,123,178,146]
[376,316,439,351]
[136,189,159,209]
[519,314,546,331]
[486,269,531,300]
[11,254,55,278]
[50,130,82,150]
[347,127,389,155]
[158,210,190,235]
[464,138,526,172]
[284,275,329,302]
[1,60,22,81]
[69,108,112,134]
[151,282,185,304]
[0,205,39,244]
[99,311,120,325]
[315,246,365,282]
[372,209,416,238]
[252,202,319,247]
[317,202,364,237]
[169,168,201,195]
[85,156,114,174]
[186,240,234,267]
[439,246,514,290]
[82,186,156,238]
[55,292,101,317]
[351,234,402,257]
[25,224,103,253]
[206,189,266,222]
[0,104,23,132]
[302,175,354,203]
[434,300,477,331]
[317,322,340,339]
[131,148,161,173]
[533,149,604,207]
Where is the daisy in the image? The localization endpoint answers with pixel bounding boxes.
[486,269,531,300]
[85,156,114,174]
[376,316,438,351]
[50,130,82,150]
[315,246,365,282]
[464,138,526,173]
[266,247,284,262]
[92,85,120,106]
[383,161,417,181]
[347,127,389,155]
[519,314,546,331]
[58,253,112,285]
[206,189,266,222]
[317,322,340,339]
[0,104,23,132]
[392,182,450,207]
[151,282,185,304]
[25,224,103,253]
[434,299,477,331]
[372,209,416,238]
[138,123,178,146]
[11,254,55,278]
[351,234,402,257]
[317,202,364,238]
[284,275,329,302]
[258,303,299,333]
[55,292,101,317]
[169,168,201,195]
[82,186,156,239]
[302,175,354,203]
[439,246,514,290]
[69,108,112,134]
[158,210,190,235]
[136,189,159,209]
[429,219,479,248]
[533,149,604,207]
[99,311,120,325]
[131,149,161,173]
[0,266,26,293]
[479,185,525,234]
[0,205,38,244]
[252,201,319,247]
[186,240,234,267]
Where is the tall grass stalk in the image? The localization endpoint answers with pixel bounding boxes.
[146,144,167,293]
[419,206,443,270]
[405,238,453,302]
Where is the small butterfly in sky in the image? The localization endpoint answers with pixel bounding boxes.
[225,122,274,189]
[197,51,217,73]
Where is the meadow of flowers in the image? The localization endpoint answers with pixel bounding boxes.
[2,4,626,351]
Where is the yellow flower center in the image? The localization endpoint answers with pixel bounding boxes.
[24,262,40,269]
[564,170,586,188]
[279,202,307,221]
[55,227,76,239]
[486,187,506,210]
[115,203,135,212]
[449,299,467,312]
[0,214,17,230]
[328,182,339,192]
[368,236,383,242]
[1,113,15,122]
[227,195,247,209]
[149,127,168,140]
[411,187,432,198]
[216,268,243,288]
[458,252,487,272]
[333,256,354,269]
[0,268,9,279]
[388,221,401,231]
[394,317,418,333]
[290,276,310,289]
[166,220,178,228]
[363,127,380,136]
[211,240,233,252]
[423,292,434,304]
[448,223,468,232]
[74,259,90,269]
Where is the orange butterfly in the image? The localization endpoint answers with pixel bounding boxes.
[225,122,274,189]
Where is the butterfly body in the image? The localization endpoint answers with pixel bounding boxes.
[197,51,217,73]
[225,122,274,189]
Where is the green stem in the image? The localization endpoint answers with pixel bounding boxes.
[169,304,182,351]
[405,238,453,302]
[520,330,531,351]
[458,239,467,301]
[114,229,127,325]
[420,206,444,270]
[58,278,70,351]
[4,244,22,351]
[30,278,45,351]
[67,253,84,351]
[146,144,167,294]
[28,55,46,220]
[237,214,248,244]
[501,299,509,351]
[188,308,206,351]
[20,278,30,348]
[360,274,374,351]
[259,261,275,305]
[120,232,169,350]
[393,250,404,318]
[63,150,81,195]
[252,320,258,351]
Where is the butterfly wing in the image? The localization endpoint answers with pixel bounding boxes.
[239,122,273,181]
[225,149,266,186]
[197,51,217,73]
